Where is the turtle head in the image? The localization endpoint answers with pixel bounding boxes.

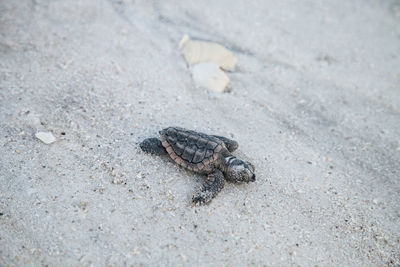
[224,156,255,183]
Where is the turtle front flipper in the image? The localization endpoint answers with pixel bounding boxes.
[212,135,238,152]
[192,169,225,205]
[139,138,168,155]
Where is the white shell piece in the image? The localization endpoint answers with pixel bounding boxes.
[35,132,56,144]
[191,62,230,93]
[180,35,237,71]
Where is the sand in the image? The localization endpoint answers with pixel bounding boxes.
[1,0,399,265]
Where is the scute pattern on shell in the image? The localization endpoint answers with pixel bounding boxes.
[160,127,223,171]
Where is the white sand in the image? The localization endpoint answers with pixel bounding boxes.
[1,0,399,265]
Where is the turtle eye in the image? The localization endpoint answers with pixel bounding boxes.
[247,162,255,172]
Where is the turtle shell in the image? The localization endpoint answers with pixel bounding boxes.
[159,127,224,172]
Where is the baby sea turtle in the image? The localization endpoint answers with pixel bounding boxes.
[139,127,255,205]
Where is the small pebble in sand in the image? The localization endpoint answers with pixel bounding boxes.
[191,62,230,92]
[179,35,237,71]
[35,132,56,144]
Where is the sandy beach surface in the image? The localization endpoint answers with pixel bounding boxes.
[1,0,400,265]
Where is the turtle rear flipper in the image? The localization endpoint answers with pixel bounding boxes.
[139,138,168,155]
[192,169,225,205]
[212,135,238,152]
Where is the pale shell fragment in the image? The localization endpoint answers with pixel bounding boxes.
[35,131,56,144]
[191,62,230,93]
[180,35,237,71]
